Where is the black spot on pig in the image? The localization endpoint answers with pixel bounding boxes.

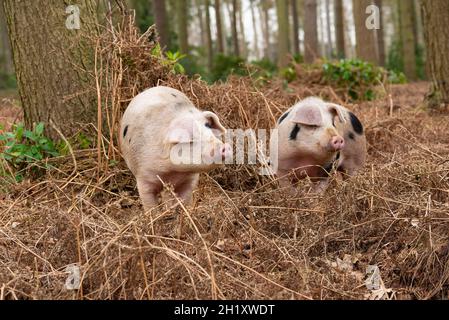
[123,125,129,138]
[289,124,300,141]
[348,132,355,140]
[349,112,363,134]
[278,111,290,124]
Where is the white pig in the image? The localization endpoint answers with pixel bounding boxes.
[120,86,232,210]
[271,97,366,189]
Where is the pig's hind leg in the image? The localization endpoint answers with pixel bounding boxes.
[136,178,161,211]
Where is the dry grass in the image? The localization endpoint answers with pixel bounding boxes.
[1,14,449,300]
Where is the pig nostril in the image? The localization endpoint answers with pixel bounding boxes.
[331,137,345,150]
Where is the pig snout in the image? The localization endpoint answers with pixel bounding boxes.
[210,143,232,161]
[221,143,232,160]
[328,135,345,151]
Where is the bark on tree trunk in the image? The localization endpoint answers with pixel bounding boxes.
[152,0,170,50]
[205,0,213,71]
[421,0,449,108]
[237,0,247,59]
[353,0,378,64]
[325,0,333,57]
[304,0,319,63]
[399,0,416,80]
[0,1,13,74]
[374,0,385,66]
[334,0,345,58]
[260,0,270,59]
[290,0,300,56]
[215,0,224,53]
[276,0,290,67]
[176,0,189,54]
[250,0,260,59]
[195,0,207,49]
[231,0,240,56]
[3,0,99,137]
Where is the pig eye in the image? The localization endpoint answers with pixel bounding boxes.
[205,123,212,129]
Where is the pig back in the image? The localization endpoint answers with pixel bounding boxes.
[119,87,196,176]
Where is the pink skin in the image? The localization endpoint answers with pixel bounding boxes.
[329,136,345,151]
[272,97,347,190]
[120,86,231,210]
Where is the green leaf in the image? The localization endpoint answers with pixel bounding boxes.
[35,123,45,136]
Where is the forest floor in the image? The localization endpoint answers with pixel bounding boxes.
[0,81,448,300]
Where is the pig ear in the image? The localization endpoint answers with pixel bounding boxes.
[165,119,194,144]
[327,103,347,123]
[203,111,226,136]
[291,105,323,126]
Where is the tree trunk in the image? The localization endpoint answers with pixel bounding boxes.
[304,0,319,63]
[0,1,13,74]
[399,0,416,80]
[231,0,240,56]
[3,0,99,137]
[260,0,270,59]
[325,0,333,57]
[205,0,213,71]
[215,0,224,53]
[237,0,247,59]
[250,0,260,59]
[195,0,207,49]
[276,0,290,67]
[318,0,326,57]
[176,0,189,54]
[152,0,170,50]
[421,0,449,107]
[414,0,424,47]
[334,0,345,58]
[374,0,385,66]
[290,0,300,56]
[353,0,378,64]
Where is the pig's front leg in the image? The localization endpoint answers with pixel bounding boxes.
[136,178,162,211]
[174,174,199,206]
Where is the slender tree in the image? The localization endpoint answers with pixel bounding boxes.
[0,2,13,74]
[152,0,170,50]
[398,0,416,80]
[237,0,247,59]
[259,0,271,59]
[325,0,333,57]
[231,0,240,56]
[176,0,189,54]
[334,0,345,58]
[290,0,300,56]
[3,0,99,137]
[421,0,449,108]
[374,0,385,66]
[276,0,290,67]
[413,0,424,48]
[215,0,225,53]
[303,0,319,63]
[205,0,213,71]
[353,0,378,64]
[195,0,207,48]
[249,0,260,59]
